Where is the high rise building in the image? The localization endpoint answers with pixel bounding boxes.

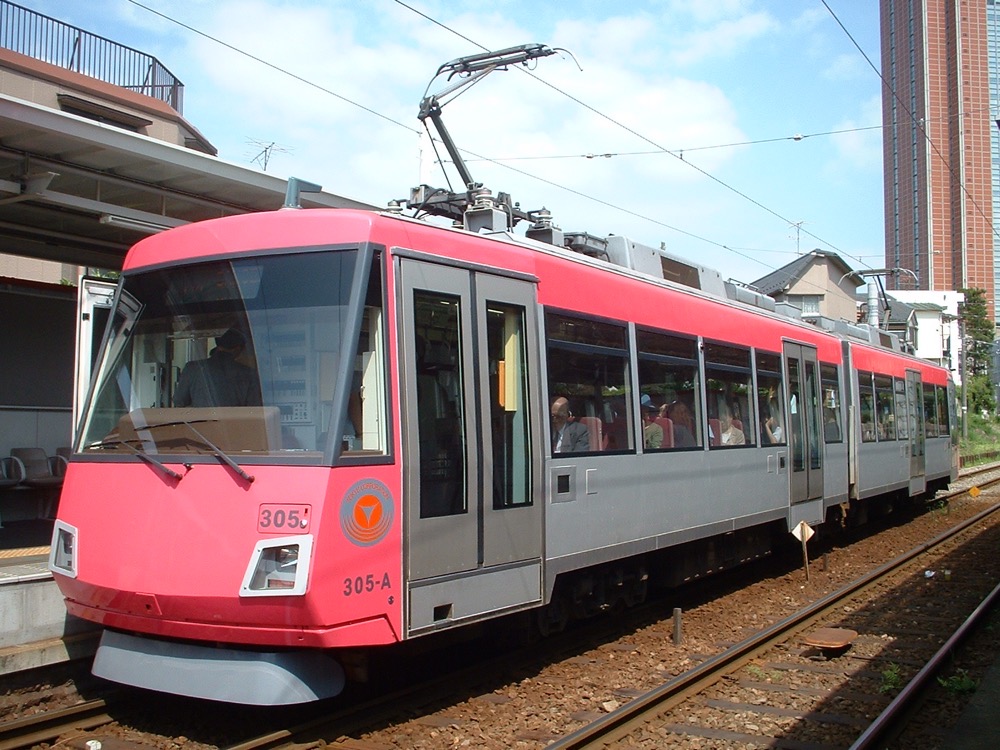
[880,0,997,322]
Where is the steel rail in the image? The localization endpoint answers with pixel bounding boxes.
[0,698,112,750]
[849,578,1000,749]
[549,495,1000,749]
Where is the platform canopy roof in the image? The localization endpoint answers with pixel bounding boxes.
[0,94,374,270]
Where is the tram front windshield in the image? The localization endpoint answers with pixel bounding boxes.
[78,247,386,462]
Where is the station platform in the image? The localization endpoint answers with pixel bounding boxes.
[943,648,1000,748]
[0,477,997,744]
[0,519,99,677]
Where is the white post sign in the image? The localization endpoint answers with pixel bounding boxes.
[792,521,814,582]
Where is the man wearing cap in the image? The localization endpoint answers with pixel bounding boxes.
[641,402,663,449]
[174,327,262,408]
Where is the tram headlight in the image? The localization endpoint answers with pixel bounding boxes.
[48,520,78,578]
[240,535,313,597]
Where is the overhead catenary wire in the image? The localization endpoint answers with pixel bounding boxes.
[392,0,876,273]
[125,0,878,287]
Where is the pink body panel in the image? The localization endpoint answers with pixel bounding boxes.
[851,342,948,384]
[55,461,403,648]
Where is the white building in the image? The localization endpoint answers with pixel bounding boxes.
[890,290,964,386]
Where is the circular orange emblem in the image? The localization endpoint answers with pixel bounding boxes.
[341,480,393,546]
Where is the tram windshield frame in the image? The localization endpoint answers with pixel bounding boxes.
[77,243,389,466]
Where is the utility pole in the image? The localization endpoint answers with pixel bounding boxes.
[960,313,969,439]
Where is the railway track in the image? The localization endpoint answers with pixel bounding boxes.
[549,493,1000,749]
[0,697,113,750]
[3,468,998,749]
[210,473,1000,749]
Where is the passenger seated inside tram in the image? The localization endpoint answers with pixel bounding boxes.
[666,401,697,447]
[762,408,783,444]
[824,408,841,442]
[641,403,663,449]
[718,402,745,446]
[550,396,591,454]
[760,387,783,444]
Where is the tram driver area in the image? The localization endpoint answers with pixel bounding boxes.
[74,250,389,466]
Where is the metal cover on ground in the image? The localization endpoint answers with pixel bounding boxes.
[802,627,858,649]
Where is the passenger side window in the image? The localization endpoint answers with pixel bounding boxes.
[636,329,702,450]
[546,312,631,454]
[923,386,938,437]
[705,342,754,448]
[858,371,876,442]
[821,364,842,443]
[936,385,950,436]
[756,352,785,446]
[875,375,895,440]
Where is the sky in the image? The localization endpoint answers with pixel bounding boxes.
[14,0,887,285]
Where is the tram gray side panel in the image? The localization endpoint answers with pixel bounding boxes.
[856,442,910,499]
[545,450,785,561]
[924,437,954,481]
[408,561,541,634]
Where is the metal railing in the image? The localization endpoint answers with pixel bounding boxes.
[0,0,184,112]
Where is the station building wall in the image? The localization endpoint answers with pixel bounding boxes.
[0,277,75,458]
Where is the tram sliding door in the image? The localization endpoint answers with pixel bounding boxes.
[398,257,543,634]
[784,342,823,504]
[906,370,926,495]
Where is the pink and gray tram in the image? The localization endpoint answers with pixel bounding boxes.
[49,205,957,704]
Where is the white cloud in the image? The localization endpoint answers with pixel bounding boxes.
[822,52,869,82]
[828,94,883,172]
[25,0,885,284]
[668,12,779,66]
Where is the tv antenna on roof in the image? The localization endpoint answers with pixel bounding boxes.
[247,139,291,171]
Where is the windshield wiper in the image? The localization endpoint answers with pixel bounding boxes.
[109,417,256,484]
[90,438,186,481]
[172,419,256,484]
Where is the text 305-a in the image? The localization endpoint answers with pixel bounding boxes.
[343,572,391,596]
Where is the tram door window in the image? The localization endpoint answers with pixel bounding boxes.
[893,378,909,441]
[704,342,754,448]
[636,329,702,450]
[756,352,785,446]
[906,370,926,474]
[545,313,632,454]
[784,342,823,503]
[805,361,822,469]
[413,291,467,519]
[821,364,842,443]
[487,303,530,509]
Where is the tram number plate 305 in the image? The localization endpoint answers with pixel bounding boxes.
[257,504,311,533]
